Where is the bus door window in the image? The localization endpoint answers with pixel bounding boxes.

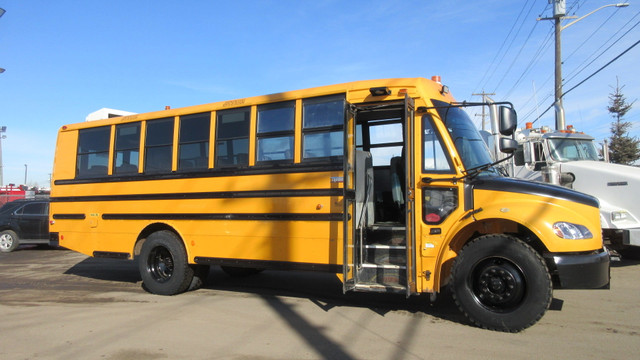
[216,108,250,167]
[355,106,404,223]
[421,115,458,225]
[422,117,451,172]
[423,187,458,224]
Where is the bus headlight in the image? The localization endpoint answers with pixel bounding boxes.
[552,222,593,239]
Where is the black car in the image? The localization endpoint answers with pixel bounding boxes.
[0,199,49,253]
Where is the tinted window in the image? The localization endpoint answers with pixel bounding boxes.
[257,136,294,161]
[77,126,111,178]
[257,102,295,163]
[258,102,295,133]
[146,118,174,146]
[179,113,210,171]
[145,118,174,173]
[114,123,140,175]
[216,108,250,167]
[21,203,47,215]
[303,131,343,158]
[303,95,344,128]
[302,95,345,161]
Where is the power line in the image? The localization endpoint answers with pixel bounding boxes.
[564,14,640,86]
[531,38,640,124]
[562,38,640,98]
[473,0,535,94]
[491,1,539,94]
[563,10,617,63]
[503,24,555,99]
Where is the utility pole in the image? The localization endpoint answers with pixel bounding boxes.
[472,91,495,131]
[539,0,629,130]
[537,0,573,130]
[553,0,565,131]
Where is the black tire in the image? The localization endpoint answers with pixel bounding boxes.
[0,230,20,253]
[188,264,210,291]
[139,231,194,295]
[221,266,264,277]
[619,246,640,260]
[451,234,552,332]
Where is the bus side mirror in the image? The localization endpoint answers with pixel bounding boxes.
[500,137,518,154]
[499,106,517,136]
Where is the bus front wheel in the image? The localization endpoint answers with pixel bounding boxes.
[450,234,552,332]
[139,231,194,295]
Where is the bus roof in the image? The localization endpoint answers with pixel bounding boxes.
[59,77,453,131]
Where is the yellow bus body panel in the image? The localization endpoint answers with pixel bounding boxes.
[472,188,603,252]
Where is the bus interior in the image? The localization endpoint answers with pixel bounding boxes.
[352,101,410,291]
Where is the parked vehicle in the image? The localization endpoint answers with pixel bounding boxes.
[482,114,640,259]
[50,77,609,332]
[0,199,50,252]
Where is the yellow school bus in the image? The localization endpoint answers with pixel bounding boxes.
[49,77,609,331]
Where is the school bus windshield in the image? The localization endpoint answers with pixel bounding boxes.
[433,100,495,173]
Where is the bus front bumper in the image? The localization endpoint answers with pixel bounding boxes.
[547,249,610,289]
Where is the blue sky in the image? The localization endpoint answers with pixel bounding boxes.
[0,1,638,187]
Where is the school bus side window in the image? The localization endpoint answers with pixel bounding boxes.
[76,126,111,178]
[302,95,345,161]
[216,107,250,167]
[179,113,210,171]
[114,122,140,175]
[145,118,174,174]
[257,101,294,163]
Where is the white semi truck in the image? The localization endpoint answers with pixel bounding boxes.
[481,103,640,258]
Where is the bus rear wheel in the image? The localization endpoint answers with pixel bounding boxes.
[450,234,552,332]
[139,231,194,295]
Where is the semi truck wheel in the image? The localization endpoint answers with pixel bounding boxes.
[451,234,552,332]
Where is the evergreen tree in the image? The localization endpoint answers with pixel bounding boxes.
[607,78,639,165]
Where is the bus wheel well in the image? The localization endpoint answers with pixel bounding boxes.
[458,219,548,255]
[134,223,180,257]
[441,219,548,287]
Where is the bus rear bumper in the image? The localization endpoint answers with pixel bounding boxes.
[547,249,610,289]
[49,232,59,247]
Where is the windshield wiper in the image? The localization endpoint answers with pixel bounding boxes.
[464,162,494,178]
[422,153,514,184]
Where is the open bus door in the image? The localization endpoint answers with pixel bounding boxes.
[342,104,357,293]
[404,94,417,297]
[343,96,417,294]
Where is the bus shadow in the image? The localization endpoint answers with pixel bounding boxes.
[64,257,467,325]
[203,268,468,326]
[63,257,141,283]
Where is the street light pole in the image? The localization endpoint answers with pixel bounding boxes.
[541,1,629,130]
